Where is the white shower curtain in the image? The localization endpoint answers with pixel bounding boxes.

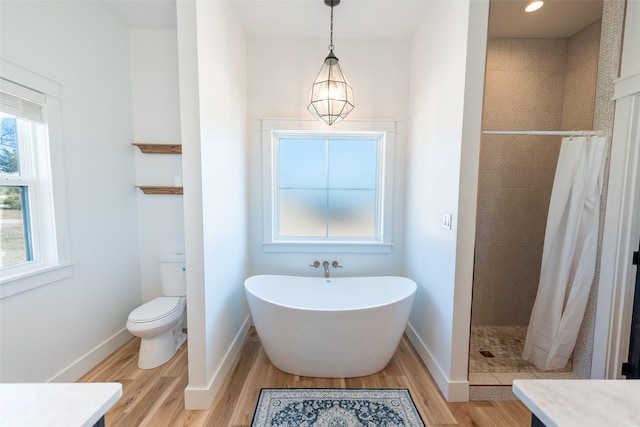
[522,135,608,370]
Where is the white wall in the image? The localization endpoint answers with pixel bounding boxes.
[0,0,496,406]
[247,37,410,276]
[130,29,185,302]
[621,0,640,77]
[0,1,139,381]
[177,0,250,409]
[404,0,488,401]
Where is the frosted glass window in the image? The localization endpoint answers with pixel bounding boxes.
[279,139,326,188]
[328,189,376,237]
[275,133,382,241]
[280,189,327,236]
[328,139,377,189]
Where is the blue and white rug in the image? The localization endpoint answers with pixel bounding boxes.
[250,388,425,427]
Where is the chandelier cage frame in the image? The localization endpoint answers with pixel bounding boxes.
[307,0,355,126]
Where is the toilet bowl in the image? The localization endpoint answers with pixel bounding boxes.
[127,297,187,369]
[126,253,187,369]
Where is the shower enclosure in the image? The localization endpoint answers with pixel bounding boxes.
[469,3,606,398]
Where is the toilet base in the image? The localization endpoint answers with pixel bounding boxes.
[137,322,187,369]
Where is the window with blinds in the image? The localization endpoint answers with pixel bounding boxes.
[0,79,48,269]
[0,61,71,298]
[0,83,45,122]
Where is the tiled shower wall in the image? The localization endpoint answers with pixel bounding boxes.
[573,0,626,379]
[561,21,602,130]
[472,21,601,327]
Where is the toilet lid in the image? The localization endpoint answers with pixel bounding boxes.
[128,297,183,323]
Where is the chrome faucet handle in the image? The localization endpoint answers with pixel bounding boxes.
[332,261,342,268]
[309,261,320,268]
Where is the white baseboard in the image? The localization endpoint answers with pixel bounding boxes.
[184,315,251,410]
[50,328,132,383]
[405,322,469,402]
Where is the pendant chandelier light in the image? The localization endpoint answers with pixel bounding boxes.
[307,0,354,126]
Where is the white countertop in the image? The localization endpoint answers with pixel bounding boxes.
[513,379,640,427]
[0,382,122,427]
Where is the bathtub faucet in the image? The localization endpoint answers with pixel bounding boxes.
[322,261,330,278]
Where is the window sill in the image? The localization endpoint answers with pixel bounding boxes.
[0,262,74,299]
[262,242,393,254]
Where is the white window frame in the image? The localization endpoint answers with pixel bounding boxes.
[261,119,395,254]
[0,59,72,299]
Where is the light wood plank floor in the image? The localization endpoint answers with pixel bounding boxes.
[79,329,532,426]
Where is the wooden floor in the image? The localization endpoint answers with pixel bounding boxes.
[79,329,532,426]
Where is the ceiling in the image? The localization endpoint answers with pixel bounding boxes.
[488,0,603,38]
[103,0,604,39]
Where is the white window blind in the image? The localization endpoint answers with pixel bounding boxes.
[0,78,45,122]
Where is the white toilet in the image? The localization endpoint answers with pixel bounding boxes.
[126,252,187,369]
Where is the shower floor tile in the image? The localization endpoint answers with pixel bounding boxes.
[469,326,577,399]
[469,326,573,376]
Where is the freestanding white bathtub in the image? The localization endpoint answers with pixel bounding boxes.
[244,274,417,378]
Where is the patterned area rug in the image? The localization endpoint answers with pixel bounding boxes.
[250,388,425,427]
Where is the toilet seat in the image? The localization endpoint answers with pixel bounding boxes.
[128,297,183,323]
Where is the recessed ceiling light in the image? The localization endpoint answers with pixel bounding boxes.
[523,0,544,13]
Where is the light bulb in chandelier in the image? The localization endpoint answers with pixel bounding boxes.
[307,0,354,126]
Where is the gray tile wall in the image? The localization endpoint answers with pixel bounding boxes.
[573,0,626,379]
[562,20,601,130]
[472,22,601,327]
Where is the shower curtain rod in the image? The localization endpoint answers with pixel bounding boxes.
[483,130,603,136]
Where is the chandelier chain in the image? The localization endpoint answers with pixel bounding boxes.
[329,5,334,52]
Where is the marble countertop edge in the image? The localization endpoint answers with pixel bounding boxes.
[0,382,123,427]
[513,379,640,427]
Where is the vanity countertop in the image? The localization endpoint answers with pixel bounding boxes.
[513,379,640,427]
[0,382,122,427]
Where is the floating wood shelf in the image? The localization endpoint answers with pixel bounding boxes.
[136,186,183,195]
[132,143,182,154]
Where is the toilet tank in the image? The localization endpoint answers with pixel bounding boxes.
[158,252,186,296]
